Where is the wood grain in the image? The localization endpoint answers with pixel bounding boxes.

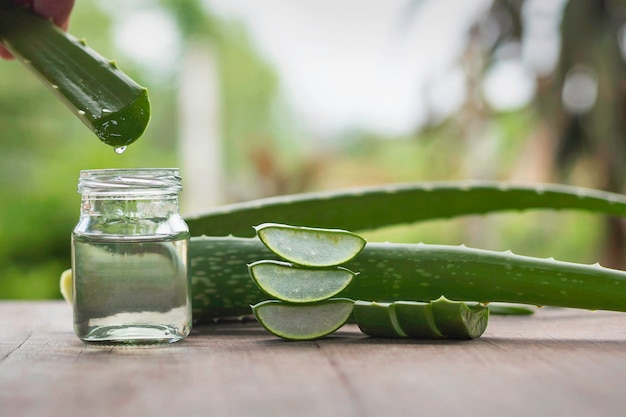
[1,301,626,417]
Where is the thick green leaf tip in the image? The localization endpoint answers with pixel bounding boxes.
[92,89,151,147]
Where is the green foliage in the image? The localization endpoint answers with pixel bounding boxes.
[2,0,623,303]
[0,0,287,299]
[215,23,286,179]
[0,2,174,299]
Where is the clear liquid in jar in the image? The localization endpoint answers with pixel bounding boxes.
[71,233,192,345]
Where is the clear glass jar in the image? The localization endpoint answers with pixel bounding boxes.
[71,168,192,345]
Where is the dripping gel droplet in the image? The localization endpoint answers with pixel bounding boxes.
[114,146,127,154]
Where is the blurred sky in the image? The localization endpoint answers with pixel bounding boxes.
[204,0,492,136]
[107,0,566,137]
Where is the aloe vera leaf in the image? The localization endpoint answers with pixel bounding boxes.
[248,260,357,303]
[353,301,407,338]
[251,298,354,340]
[429,297,489,339]
[0,4,150,147]
[189,236,626,320]
[394,301,443,338]
[184,182,626,237]
[486,303,535,315]
[254,223,366,267]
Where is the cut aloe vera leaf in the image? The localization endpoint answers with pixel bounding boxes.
[59,268,73,304]
[0,5,150,148]
[251,298,354,340]
[430,296,489,339]
[254,223,366,267]
[353,301,407,338]
[394,301,443,339]
[248,260,357,303]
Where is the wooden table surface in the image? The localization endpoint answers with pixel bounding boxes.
[2,301,626,417]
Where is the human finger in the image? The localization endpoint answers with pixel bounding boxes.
[0,44,14,60]
[0,0,75,59]
[33,0,75,30]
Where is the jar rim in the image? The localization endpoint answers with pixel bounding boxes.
[80,168,180,176]
[78,168,183,195]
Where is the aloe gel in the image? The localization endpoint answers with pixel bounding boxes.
[71,169,192,345]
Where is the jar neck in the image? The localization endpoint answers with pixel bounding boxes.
[76,168,184,219]
[80,194,181,218]
[74,169,188,238]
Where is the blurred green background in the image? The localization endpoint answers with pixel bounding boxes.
[1,0,624,299]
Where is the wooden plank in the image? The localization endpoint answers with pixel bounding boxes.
[1,302,626,417]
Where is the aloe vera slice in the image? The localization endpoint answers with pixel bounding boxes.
[430,297,489,339]
[0,4,150,147]
[254,223,366,267]
[248,260,357,303]
[251,298,354,340]
[394,301,443,338]
[353,301,407,338]
[59,268,73,304]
